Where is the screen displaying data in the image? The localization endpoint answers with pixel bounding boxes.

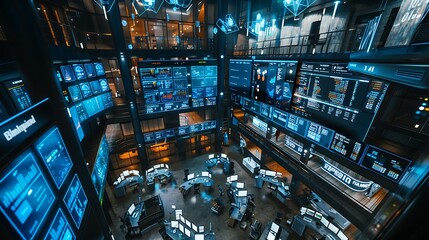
[63,174,88,228]
[69,106,85,141]
[330,132,362,162]
[229,59,252,97]
[91,135,109,201]
[60,65,76,82]
[291,62,388,141]
[0,150,55,240]
[34,127,73,189]
[43,209,76,240]
[3,79,32,111]
[139,60,217,114]
[305,122,335,149]
[72,64,87,80]
[360,146,411,182]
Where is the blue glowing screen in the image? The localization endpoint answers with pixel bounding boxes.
[43,208,76,240]
[63,174,88,228]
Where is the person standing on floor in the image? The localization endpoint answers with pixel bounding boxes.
[275,129,280,141]
[239,135,246,154]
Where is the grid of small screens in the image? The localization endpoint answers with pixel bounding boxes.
[291,62,389,141]
[57,62,112,141]
[0,125,81,240]
[144,120,216,142]
[139,59,218,114]
[91,135,110,201]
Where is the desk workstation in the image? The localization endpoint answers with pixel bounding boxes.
[146,164,173,191]
[113,170,144,198]
[226,175,255,228]
[242,157,260,175]
[259,221,289,240]
[290,207,348,240]
[310,195,351,230]
[123,195,165,236]
[205,153,231,174]
[179,171,214,195]
[254,170,290,204]
[161,209,216,240]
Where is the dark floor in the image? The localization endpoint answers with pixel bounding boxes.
[105,142,319,240]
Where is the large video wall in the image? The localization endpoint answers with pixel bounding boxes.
[138,59,218,114]
[230,59,411,185]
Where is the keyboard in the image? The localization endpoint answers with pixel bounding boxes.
[303,216,312,223]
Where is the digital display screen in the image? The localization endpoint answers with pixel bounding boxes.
[191,77,217,87]
[160,91,174,102]
[191,66,205,77]
[0,150,55,240]
[287,114,308,136]
[173,67,187,78]
[69,106,85,141]
[60,65,76,82]
[142,81,158,91]
[35,127,73,189]
[305,122,335,149]
[205,86,217,97]
[72,64,86,80]
[190,123,203,132]
[174,89,188,100]
[229,59,252,97]
[285,135,304,154]
[99,79,109,92]
[251,101,261,113]
[83,96,104,117]
[204,120,216,130]
[243,97,253,110]
[174,79,188,89]
[360,146,411,182]
[67,85,82,102]
[192,98,205,107]
[145,103,164,114]
[205,66,217,76]
[90,81,101,94]
[63,174,88,228]
[178,126,190,135]
[91,136,109,200]
[158,79,173,90]
[272,108,288,127]
[3,79,32,110]
[43,209,76,240]
[291,217,306,236]
[156,67,172,79]
[101,92,114,109]
[144,92,160,103]
[79,82,92,98]
[144,132,155,142]
[140,68,156,79]
[165,129,175,138]
[205,97,216,106]
[74,103,88,122]
[260,103,272,119]
[291,62,388,141]
[192,88,205,98]
[94,62,105,76]
[84,63,96,78]
[330,132,362,162]
[154,131,166,139]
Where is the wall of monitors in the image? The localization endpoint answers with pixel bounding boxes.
[0,150,56,240]
[139,59,218,114]
[56,61,113,130]
[360,145,411,182]
[63,174,88,228]
[146,120,217,139]
[91,135,110,201]
[291,62,389,141]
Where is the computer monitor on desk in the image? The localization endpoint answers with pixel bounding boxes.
[209,154,215,159]
[236,182,244,189]
[221,153,227,159]
[195,234,205,240]
[127,203,136,215]
[171,221,179,228]
[230,175,238,181]
[270,222,280,233]
[267,231,276,240]
[187,173,195,180]
[237,190,248,197]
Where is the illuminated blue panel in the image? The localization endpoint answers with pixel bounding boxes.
[72,64,87,80]
[69,106,85,142]
[94,62,105,76]
[166,0,192,8]
[0,150,55,240]
[99,79,109,92]
[90,81,101,94]
[63,174,88,228]
[216,14,239,34]
[132,0,165,15]
[43,209,76,240]
[84,63,96,78]
[60,65,76,82]
[79,82,92,98]
[173,67,187,79]
[35,127,73,189]
[205,66,217,77]
[283,0,316,17]
[91,136,110,201]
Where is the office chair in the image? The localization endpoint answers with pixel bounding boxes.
[194,184,200,195]
[183,169,189,181]
[275,212,282,224]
